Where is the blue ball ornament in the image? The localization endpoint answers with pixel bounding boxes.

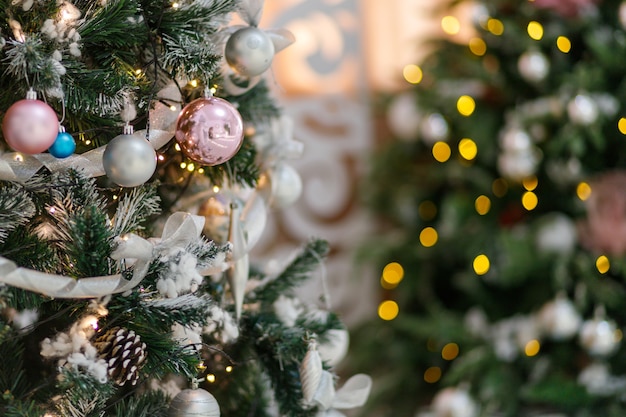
[48,131,76,158]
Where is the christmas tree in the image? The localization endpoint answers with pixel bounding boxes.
[350,0,626,416]
[0,0,371,416]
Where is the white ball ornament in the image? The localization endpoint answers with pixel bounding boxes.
[567,94,599,125]
[225,26,275,77]
[497,150,540,181]
[537,295,581,339]
[102,132,157,187]
[580,316,620,356]
[518,50,549,83]
[432,387,479,417]
[318,328,350,367]
[420,113,449,144]
[500,127,532,152]
[258,163,303,208]
[386,92,421,141]
[535,213,578,254]
[168,388,220,417]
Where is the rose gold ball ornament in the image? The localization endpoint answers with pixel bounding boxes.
[103,125,157,187]
[2,89,59,154]
[175,96,244,166]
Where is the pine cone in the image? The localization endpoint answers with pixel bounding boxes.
[94,327,147,386]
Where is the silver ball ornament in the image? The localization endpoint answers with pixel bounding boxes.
[102,134,157,187]
[386,92,421,141]
[580,317,620,356]
[168,388,220,417]
[420,113,449,144]
[225,26,275,77]
[567,94,599,125]
[518,50,549,83]
[258,163,302,208]
[537,295,581,339]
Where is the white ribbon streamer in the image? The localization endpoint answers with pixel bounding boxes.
[312,371,372,417]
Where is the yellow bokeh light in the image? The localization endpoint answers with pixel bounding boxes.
[457,95,476,116]
[596,255,610,274]
[420,227,439,248]
[190,79,199,88]
[487,18,504,35]
[522,191,538,211]
[522,176,538,191]
[459,138,478,160]
[527,21,544,40]
[403,64,423,84]
[432,142,452,163]
[473,254,490,275]
[525,340,541,357]
[475,195,491,215]
[382,262,405,285]
[381,276,397,290]
[616,329,623,342]
[577,182,592,201]
[225,366,233,373]
[557,36,571,53]
[469,37,487,56]
[442,343,460,361]
[206,374,216,383]
[492,178,508,197]
[419,201,438,221]
[442,15,461,35]
[424,366,442,383]
[378,300,399,321]
[618,118,626,134]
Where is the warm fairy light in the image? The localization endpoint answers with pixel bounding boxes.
[378,300,399,321]
[190,79,199,87]
[419,227,438,247]
[618,118,626,134]
[112,195,118,200]
[475,195,491,215]
[557,36,571,53]
[206,374,216,383]
[596,255,610,274]
[135,68,142,75]
[14,153,23,162]
[458,138,478,160]
[522,176,538,191]
[212,185,220,193]
[442,343,460,361]
[380,276,396,290]
[225,366,233,373]
[197,362,207,372]
[85,140,92,145]
[158,154,165,161]
[187,163,195,172]
[473,254,490,275]
[527,21,544,40]
[180,162,187,169]
[432,141,451,162]
[487,18,504,35]
[169,105,177,111]
[172,1,180,8]
[85,316,99,330]
[469,38,487,56]
[419,200,437,220]
[48,206,56,214]
[577,182,592,201]
[403,64,423,84]
[525,340,540,357]
[175,143,181,151]
[382,262,404,286]
[457,95,476,116]
[424,366,442,383]
[121,234,129,241]
[441,15,461,35]
[522,191,538,210]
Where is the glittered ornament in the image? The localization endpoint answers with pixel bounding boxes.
[2,89,58,154]
[300,341,323,404]
[225,26,275,77]
[518,50,549,83]
[48,126,76,158]
[168,388,220,417]
[175,96,244,166]
[103,128,157,187]
[568,94,599,125]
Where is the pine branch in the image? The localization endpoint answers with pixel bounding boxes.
[112,183,161,237]
[0,183,35,244]
[201,138,260,188]
[112,389,170,417]
[225,80,282,126]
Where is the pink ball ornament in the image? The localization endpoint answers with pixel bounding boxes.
[175,96,244,166]
[3,92,58,154]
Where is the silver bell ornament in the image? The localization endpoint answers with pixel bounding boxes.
[102,126,157,187]
[225,26,275,77]
[518,50,549,83]
[168,388,220,417]
[567,94,599,125]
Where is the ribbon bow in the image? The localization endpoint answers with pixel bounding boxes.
[312,371,372,417]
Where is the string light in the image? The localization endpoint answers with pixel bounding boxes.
[198,168,205,174]
[469,38,487,56]
[475,195,491,215]
[135,68,142,75]
[527,21,544,40]
[458,138,478,160]
[84,139,92,145]
[169,105,177,111]
[576,182,592,201]
[190,79,199,88]
[441,15,461,35]
[424,366,442,383]
[206,374,216,383]
[442,343,459,360]
[180,162,187,169]
[473,254,490,275]
[522,176,538,191]
[525,340,540,356]
[197,362,207,372]
[432,141,451,162]
[213,185,220,193]
[487,18,504,35]
[419,200,437,220]
[618,117,626,134]
[158,154,165,161]
[382,262,404,287]
[225,366,233,373]
[457,95,476,116]
[172,1,180,8]
[596,255,610,274]
[403,64,423,84]
[187,163,195,172]
[175,143,181,151]
[378,300,399,321]
[419,227,438,247]
[522,191,538,210]
[14,153,23,162]
[557,36,571,53]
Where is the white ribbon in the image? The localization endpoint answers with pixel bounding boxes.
[0,212,211,298]
[312,371,372,417]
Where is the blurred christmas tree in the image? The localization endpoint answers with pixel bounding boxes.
[0,0,371,416]
[350,0,626,416]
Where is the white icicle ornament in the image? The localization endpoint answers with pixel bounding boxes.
[300,340,323,404]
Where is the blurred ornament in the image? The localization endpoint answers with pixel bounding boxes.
[318,328,350,367]
[578,171,626,256]
[580,312,620,356]
[386,92,421,141]
[48,126,76,158]
[535,213,578,254]
[498,150,540,181]
[94,327,147,386]
[432,387,479,417]
[537,295,581,339]
[300,340,323,404]
[500,127,532,152]
[168,388,220,417]
[567,94,599,125]
[103,127,157,187]
[175,96,244,166]
[225,27,275,77]
[532,0,599,18]
[312,371,372,417]
[472,3,490,27]
[518,50,549,83]
[420,113,449,144]
[257,163,302,208]
[2,89,58,154]
[620,2,626,29]
[226,201,249,320]
[546,157,581,186]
